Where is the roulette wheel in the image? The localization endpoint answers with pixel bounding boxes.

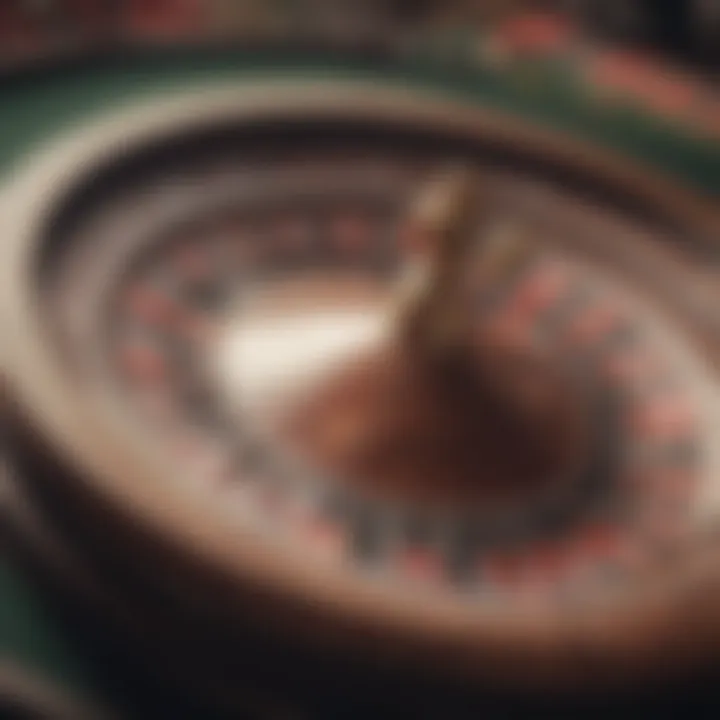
[0,38,719,718]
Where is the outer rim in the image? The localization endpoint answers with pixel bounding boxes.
[2,79,720,690]
[0,663,114,720]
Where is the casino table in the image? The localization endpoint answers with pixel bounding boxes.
[0,42,718,718]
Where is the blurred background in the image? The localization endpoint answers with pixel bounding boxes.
[0,1,717,138]
[0,1,718,66]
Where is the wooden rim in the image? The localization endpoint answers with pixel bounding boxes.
[0,662,113,720]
